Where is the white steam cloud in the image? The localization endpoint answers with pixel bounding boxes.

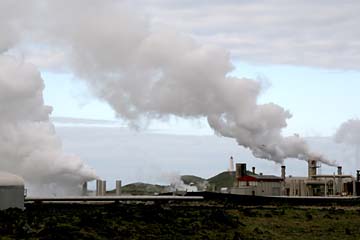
[335,119,360,169]
[0,55,97,195]
[0,0,336,188]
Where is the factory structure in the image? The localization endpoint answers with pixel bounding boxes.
[87,158,360,198]
[2,157,360,211]
[230,157,360,197]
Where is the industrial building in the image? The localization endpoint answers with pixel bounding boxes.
[284,159,357,197]
[230,163,283,196]
[0,171,25,210]
[231,158,360,197]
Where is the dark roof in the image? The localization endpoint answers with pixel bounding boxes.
[239,173,283,182]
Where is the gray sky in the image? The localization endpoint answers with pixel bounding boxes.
[131,0,360,70]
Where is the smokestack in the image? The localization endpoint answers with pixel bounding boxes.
[229,156,234,173]
[337,166,342,175]
[308,159,317,178]
[116,180,122,196]
[252,167,256,174]
[281,166,286,179]
[96,179,102,196]
[101,180,106,196]
[235,163,247,179]
[82,182,88,196]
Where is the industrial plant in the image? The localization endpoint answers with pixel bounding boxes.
[2,156,360,210]
[231,158,360,197]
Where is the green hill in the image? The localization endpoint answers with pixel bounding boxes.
[118,182,169,195]
[106,171,238,195]
[181,175,206,185]
[207,171,236,189]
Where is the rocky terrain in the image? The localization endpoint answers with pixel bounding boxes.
[1,201,360,239]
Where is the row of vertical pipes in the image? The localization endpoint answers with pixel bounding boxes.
[96,180,107,196]
[82,180,122,196]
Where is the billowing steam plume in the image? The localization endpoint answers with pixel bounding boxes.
[0,0,336,182]
[335,119,360,168]
[0,55,96,195]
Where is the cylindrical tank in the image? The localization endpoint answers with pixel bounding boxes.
[116,180,122,196]
[101,181,106,196]
[96,179,102,196]
[0,172,25,210]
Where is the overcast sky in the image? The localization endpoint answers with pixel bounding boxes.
[38,1,360,137]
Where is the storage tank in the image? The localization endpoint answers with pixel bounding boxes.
[0,171,25,210]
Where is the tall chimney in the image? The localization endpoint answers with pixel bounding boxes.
[252,167,256,174]
[236,163,247,178]
[82,182,88,196]
[337,166,342,176]
[308,159,317,178]
[281,166,286,179]
[96,179,102,196]
[101,180,107,196]
[229,156,234,172]
[116,180,122,196]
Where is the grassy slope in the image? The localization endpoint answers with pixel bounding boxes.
[181,175,206,185]
[115,183,169,195]
[207,171,236,188]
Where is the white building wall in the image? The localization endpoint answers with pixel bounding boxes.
[231,182,282,196]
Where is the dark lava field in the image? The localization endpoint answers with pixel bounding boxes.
[1,202,360,240]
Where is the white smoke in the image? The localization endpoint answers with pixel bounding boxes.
[0,55,97,196]
[161,172,198,192]
[0,0,336,182]
[335,119,360,169]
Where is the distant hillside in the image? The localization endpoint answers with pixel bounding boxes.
[183,171,238,190]
[116,182,169,195]
[106,171,238,196]
[181,175,206,185]
[207,171,236,189]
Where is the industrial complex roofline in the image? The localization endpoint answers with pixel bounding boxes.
[312,175,354,178]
